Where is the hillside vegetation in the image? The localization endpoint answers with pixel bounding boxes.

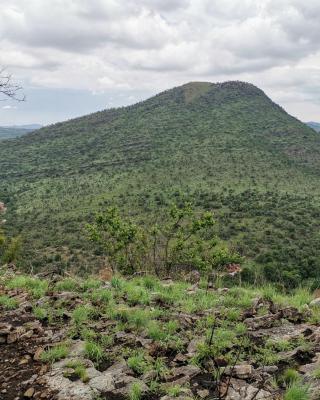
[1,81,320,286]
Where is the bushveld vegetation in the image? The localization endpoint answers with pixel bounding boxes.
[1,81,320,286]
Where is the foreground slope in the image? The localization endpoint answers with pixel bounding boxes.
[1,81,320,283]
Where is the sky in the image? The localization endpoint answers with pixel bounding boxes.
[0,0,319,125]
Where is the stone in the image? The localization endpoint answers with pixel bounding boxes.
[85,367,101,380]
[23,388,35,398]
[224,364,253,379]
[88,372,114,393]
[310,298,320,307]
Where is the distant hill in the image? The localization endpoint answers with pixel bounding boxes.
[307,121,320,132]
[1,81,320,285]
[0,124,41,140]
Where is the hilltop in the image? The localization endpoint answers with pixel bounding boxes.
[1,81,320,285]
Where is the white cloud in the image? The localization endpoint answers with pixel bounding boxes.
[0,0,319,120]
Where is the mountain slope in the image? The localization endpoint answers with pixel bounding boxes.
[1,81,320,284]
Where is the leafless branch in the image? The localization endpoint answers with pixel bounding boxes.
[0,68,25,101]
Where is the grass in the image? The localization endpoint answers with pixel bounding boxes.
[64,360,89,383]
[127,350,149,375]
[72,305,94,326]
[282,368,300,385]
[84,341,104,364]
[40,343,69,363]
[129,382,143,400]
[0,294,18,309]
[33,306,48,320]
[55,278,79,292]
[6,276,48,298]
[284,383,310,400]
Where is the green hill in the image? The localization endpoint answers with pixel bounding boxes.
[1,81,320,285]
[0,126,34,140]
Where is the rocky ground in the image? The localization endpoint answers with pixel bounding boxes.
[1,267,320,399]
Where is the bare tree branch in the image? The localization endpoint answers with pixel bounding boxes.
[0,68,25,101]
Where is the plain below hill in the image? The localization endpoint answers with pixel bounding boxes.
[1,81,320,286]
[0,124,42,140]
[307,121,320,132]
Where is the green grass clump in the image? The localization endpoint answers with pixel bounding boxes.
[165,385,183,397]
[89,288,112,304]
[33,306,48,320]
[129,381,143,400]
[40,343,69,363]
[6,276,48,298]
[84,341,104,364]
[64,360,89,383]
[55,278,79,292]
[72,305,94,326]
[127,350,149,375]
[284,383,310,400]
[312,368,320,379]
[282,368,300,385]
[0,295,18,309]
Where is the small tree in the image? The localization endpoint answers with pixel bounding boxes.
[86,207,146,274]
[87,203,241,278]
[0,202,21,264]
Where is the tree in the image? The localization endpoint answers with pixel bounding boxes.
[0,68,25,101]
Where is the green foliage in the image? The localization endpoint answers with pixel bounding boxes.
[84,341,104,364]
[127,350,149,375]
[40,343,69,363]
[3,82,320,283]
[33,306,48,320]
[282,369,300,385]
[0,294,18,309]
[64,360,89,383]
[6,276,48,298]
[128,382,143,400]
[284,383,310,400]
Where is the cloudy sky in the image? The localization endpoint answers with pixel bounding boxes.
[0,0,319,125]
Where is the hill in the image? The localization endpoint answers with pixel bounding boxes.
[307,122,320,132]
[1,81,320,286]
[0,124,41,140]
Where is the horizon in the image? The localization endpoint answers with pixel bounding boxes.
[1,1,320,125]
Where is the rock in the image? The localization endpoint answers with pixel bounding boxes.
[7,332,18,344]
[224,364,253,379]
[85,367,101,380]
[34,347,44,361]
[24,387,35,397]
[88,372,115,393]
[166,365,201,385]
[44,373,93,400]
[224,378,273,400]
[310,298,320,307]
[197,389,210,398]
[69,340,86,357]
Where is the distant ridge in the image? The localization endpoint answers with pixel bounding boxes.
[307,121,320,132]
[0,124,42,140]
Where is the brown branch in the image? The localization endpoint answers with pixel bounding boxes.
[0,68,25,102]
